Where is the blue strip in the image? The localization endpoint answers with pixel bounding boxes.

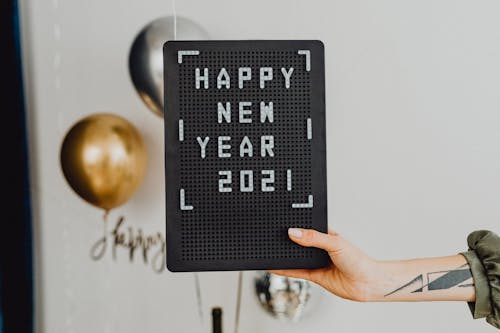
[8,0,34,332]
[15,0,35,330]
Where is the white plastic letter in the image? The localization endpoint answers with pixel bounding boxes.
[260,102,273,123]
[180,189,194,210]
[218,136,231,158]
[261,170,275,192]
[297,50,311,72]
[195,68,209,89]
[178,50,199,64]
[260,67,273,89]
[197,137,209,159]
[217,68,230,89]
[261,136,274,157]
[178,119,184,141]
[240,170,254,192]
[307,118,312,140]
[238,67,251,89]
[240,136,253,157]
[292,195,314,208]
[218,102,231,123]
[239,102,252,123]
[218,171,232,192]
[281,67,294,89]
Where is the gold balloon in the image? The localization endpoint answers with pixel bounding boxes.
[60,113,147,211]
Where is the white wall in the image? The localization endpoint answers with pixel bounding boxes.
[19,0,499,332]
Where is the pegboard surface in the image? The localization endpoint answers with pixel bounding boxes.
[164,40,328,271]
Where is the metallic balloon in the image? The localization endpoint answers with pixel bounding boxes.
[254,272,311,322]
[129,16,210,117]
[60,113,148,211]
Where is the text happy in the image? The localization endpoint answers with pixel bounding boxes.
[194,67,295,89]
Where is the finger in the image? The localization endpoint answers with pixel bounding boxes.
[268,269,313,281]
[328,229,339,236]
[270,266,331,284]
[288,228,343,253]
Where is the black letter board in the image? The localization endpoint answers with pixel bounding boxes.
[164,40,328,272]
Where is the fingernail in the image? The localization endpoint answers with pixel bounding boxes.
[288,228,303,238]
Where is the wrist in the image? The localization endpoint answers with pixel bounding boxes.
[360,259,397,302]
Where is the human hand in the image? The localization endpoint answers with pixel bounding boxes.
[270,228,475,303]
[270,228,383,302]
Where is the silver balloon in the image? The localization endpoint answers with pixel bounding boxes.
[254,272,311,322]
[129,16,209,117]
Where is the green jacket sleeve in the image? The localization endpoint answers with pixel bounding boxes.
[460,230,499,329]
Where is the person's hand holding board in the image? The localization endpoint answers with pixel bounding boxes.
[271,229,499,329]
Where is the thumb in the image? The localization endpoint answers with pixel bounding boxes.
[288,228,344,253]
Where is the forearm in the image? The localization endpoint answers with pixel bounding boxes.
[368,254,475,302]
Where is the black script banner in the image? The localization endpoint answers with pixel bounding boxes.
[91,216,166,273]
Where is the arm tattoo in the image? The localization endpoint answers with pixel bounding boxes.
[384,264,473,297]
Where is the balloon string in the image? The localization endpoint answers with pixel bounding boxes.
[234,271,243,333]
[194,273,203,323]
[103,211,116,332]
[103,211,108,245]
[89,210,109,260]
[172,0,177,40]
